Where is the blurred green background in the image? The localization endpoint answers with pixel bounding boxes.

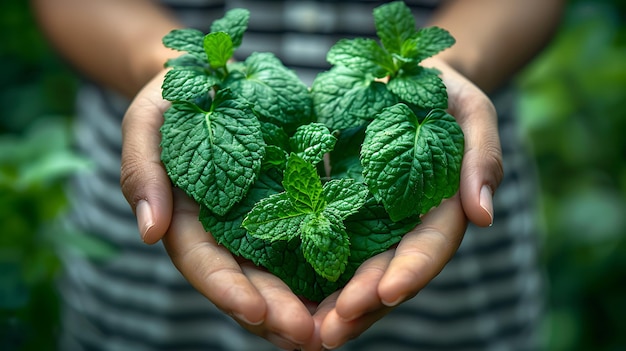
[1,0,624,350]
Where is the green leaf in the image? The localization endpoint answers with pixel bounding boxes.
[344,197,420,265]
[160,89,265,216]
[327,38,393,77]
[242,154,324,239]
[373,1,416,55]
[200,168,284,257]
[162,28,205,59]
[311,66,397,131]
[223,52,313,132]
[424,109,465,194]
[388,66,448,109]
[203,32,234,69]
[401,26,455,63]
[261,145,288,170]
[161,67,220,101]
[290,123,336,165]
[323,178,369,219]
[361,103,463,221]
[165,54,207,69]
[210,8,250,49]
[300,210,350,282]
[282,153,325,213]
[242,192,308,242]
[260,121,290,151]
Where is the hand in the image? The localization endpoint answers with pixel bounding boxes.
[310,58,504,349]
[120,70,316,350]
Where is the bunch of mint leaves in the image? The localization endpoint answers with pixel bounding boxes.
[159,1,464,301]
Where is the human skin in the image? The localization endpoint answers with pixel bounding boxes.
[31,0,564,349]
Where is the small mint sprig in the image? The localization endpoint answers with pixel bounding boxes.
[160,8,314,216]
[160,8,312,131]
[311,1,455,131]
[242,153,369,281]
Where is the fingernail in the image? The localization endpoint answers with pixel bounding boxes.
[322,342,337,350]
[381,295,405,307]
[480,185,494,226]
[233,312,264,326]
[136,200,154,242]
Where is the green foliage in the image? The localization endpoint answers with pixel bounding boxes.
[0,2,115,349]
[361,105,463,221]
[160,2,462,300]
[516,1,626,350]
[160,90,265,216]
[243,154,369,281]
[312,1,454,130]
[0,119,115,351]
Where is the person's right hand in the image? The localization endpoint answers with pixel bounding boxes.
[120,70,317,350]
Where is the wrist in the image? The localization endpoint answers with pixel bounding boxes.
[128,40,179,97]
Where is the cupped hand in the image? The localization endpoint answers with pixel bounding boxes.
[312,58,504,349]
[120,70,316,350]
[120,58,503,350]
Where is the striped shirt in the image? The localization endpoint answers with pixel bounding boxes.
[59,1,545,350]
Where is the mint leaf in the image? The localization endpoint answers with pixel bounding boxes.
[327,126,366,180]
[344,197,421,266]
[262,145,288,170]
[282,153,325,213]
[311,66,397,131]
[200,168,283,257]
[260,121,290,151]
[162,28,205,59]
[323,178,369,218]
[162,67,220,101]
[165,54,207,69]
[160,89,265,216]
[241,192,308,242]
[224,52,313,132]
[327,38,393,77]
[210,8,250,49]
[290,123,336,165]
[301,210,350,282]
[424,109,465,193]
[387,66,448,109]
[361,103,463,221]
[203,32,234,69]
[401,26,455,63]
[373,1,416,55]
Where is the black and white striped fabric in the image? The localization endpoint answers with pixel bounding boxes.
[58,1,545,350]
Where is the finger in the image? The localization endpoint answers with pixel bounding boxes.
[305,291,339,351]
[242,265,316,349]
[334,250,394,321]
[120,69,173,244]
[320,305,391,350]
[445,72,503,227]
[162,188,267,326]
[378,195,467,306]
[422,58,504,227]
[452,89,502,227]
[318,252,395,349]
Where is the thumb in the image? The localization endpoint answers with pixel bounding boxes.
[422,58,504,227]
[453,90,504,227]
[120,70,173,244]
